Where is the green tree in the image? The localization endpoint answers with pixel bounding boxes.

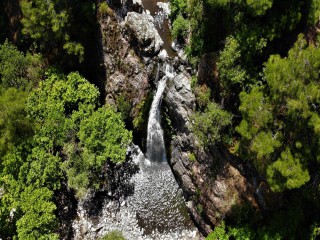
[27,72,99,148]
[0,41,28,88]
[63,105,132,196]
[0,40,43,90]
[217,35,249,102]
[267,149,310,192]
[170,0,188,20]
[1,72,101,237]
[206,223,256,240]
[20,0,84,61]
[26,72,98,194]
[308,0,320,26]
[78,105,132,165]
[246,0,273,16]
[0,88,34,159]
[16,186,59,240]
[206,222,230,240]
[191,102,232,147]
[26,71,132,197]
[237,34,320,191]
[170,0,204,63]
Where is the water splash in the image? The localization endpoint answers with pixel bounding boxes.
[165,62,175,79]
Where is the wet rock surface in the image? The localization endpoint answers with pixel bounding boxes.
[165,71,195,131]
[125,12,164,56]
[99,9,150,121]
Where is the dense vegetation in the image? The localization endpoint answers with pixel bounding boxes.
[171,0,320,238]
[0,0,320,239]
[0,0,131,238]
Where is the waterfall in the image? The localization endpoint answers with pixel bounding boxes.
[73,1,199,236]
[146,77,167,162]
[146,63,174,162]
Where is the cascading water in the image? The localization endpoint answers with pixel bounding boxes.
[146,75,167,162]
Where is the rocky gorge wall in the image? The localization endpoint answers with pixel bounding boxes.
[164,68,267,235]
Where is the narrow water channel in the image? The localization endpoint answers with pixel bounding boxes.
[141,0,177,57]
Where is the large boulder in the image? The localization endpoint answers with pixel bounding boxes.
[165,71,195,131]
[125,12,164,56]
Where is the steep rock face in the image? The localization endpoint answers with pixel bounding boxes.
[165,72,195,132]
[165,71,262,236]
[99,10,150,120]
[125,12,164,56]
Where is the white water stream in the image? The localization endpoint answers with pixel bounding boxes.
[146,75,167,162]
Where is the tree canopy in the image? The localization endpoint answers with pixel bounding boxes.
[20,0,84,62]
[0,69,132,237]
[237,35,320,191]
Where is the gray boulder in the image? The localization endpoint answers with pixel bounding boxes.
[165,71,195,131]
[125,12,164,56]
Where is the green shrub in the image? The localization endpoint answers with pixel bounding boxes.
[188,152,197,162]
[191,102,232,147]
[172,14,189,40]
[98,2,110,16]
[194,84,211,109]
[116,94,131,121]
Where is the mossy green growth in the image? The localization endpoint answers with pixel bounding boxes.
[133,93,153,131]
[116,94,131,121]
[196,203,203,215]
[100,230,126,240]
[188,152,197,162]
[98,2,111,16]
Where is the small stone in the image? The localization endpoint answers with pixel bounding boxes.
[80,223,89,235]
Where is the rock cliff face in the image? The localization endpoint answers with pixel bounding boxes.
[164,71,263,235]
[100,5,151,124]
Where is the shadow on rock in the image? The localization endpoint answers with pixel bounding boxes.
[82,155,140,219]
[54,180,78,239]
